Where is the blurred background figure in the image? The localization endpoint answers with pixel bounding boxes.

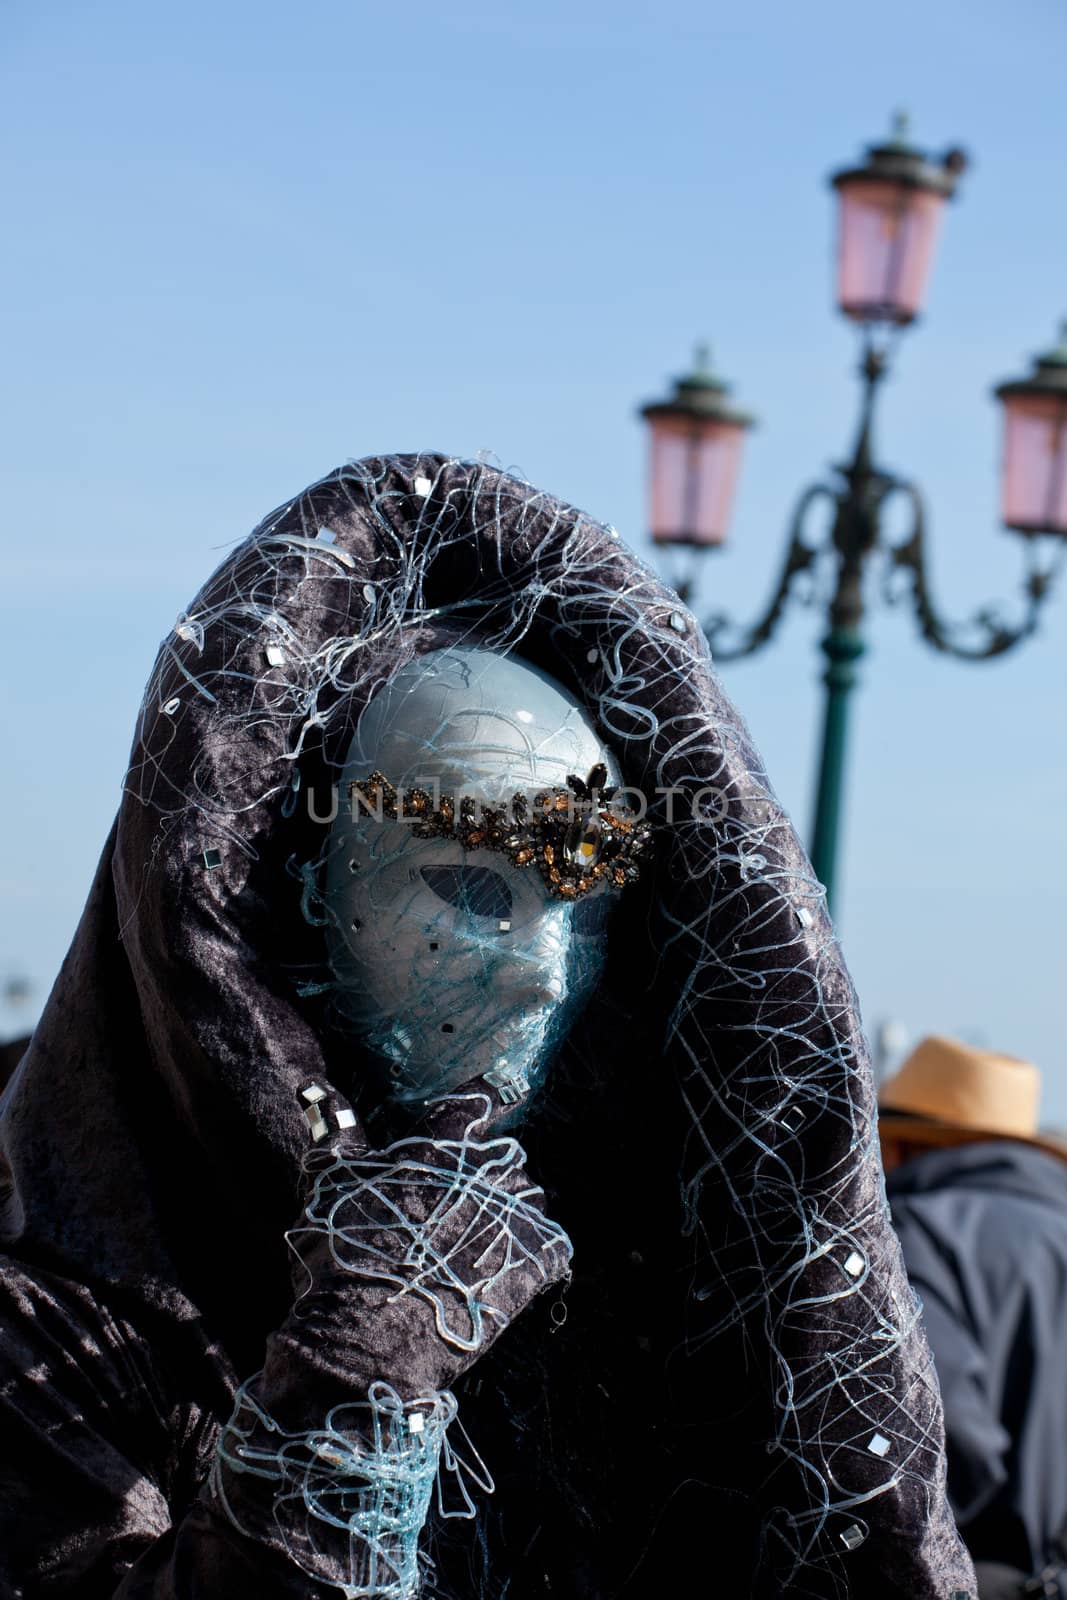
[0,1039,29,1094]
[0,974,33,1094]
[880,1036,1067,1599]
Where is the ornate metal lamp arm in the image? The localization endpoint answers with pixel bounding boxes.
[683,324,1063,913]
[883,480,1067,659]
[701,483,836,661]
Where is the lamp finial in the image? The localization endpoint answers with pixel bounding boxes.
[890,109,911,146]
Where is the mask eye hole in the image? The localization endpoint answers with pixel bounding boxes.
[572,891,617,938]
[420,865,514,921]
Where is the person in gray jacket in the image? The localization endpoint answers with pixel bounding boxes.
[881,1035,1067,1599]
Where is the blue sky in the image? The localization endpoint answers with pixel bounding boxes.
[2,0,1065,1113]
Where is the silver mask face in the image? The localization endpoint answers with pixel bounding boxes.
[324,647,622,1108]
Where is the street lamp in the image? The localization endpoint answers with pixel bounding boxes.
[641,344,756,548]
[639,115,1066,914]
[995,324,1067,537]
[831,110,964,326]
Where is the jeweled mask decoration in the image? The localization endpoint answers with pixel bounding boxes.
[348,764,650,902]
[325,646,641,1110]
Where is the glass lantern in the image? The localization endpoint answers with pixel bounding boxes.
[830,114,966,326]
[639,347,755,547]
[994,324,1067,537]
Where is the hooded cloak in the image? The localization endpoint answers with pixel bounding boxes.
[0,453,974,1598]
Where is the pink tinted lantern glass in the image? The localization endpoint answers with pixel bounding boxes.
[647,414,747,546]
[836,177,946,324]
[1000,393,1067,535]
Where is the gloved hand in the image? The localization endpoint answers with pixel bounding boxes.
[256,1079,573,1428]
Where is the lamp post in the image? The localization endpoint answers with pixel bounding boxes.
[640,115,1067,914]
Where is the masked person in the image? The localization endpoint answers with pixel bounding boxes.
[880,1036,1067,1600]
[0,455,975,1598]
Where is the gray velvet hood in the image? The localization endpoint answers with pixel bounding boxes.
[0,454,973,1597]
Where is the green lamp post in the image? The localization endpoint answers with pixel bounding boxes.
[640,116,1067,914]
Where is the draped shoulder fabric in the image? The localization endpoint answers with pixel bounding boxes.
[0,454,974,1597]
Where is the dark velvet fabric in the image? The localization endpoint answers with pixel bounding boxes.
[0,454,974,1597]
[257,1087,574,1430]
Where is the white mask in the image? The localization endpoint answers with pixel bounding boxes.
[324,646,623,1108]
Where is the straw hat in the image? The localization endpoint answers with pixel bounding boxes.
[878,1035,1067,1162]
